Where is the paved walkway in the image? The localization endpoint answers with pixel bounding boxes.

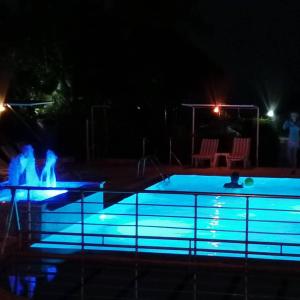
[67,159,300,190]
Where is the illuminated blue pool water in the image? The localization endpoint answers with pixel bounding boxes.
[32,175,300,261]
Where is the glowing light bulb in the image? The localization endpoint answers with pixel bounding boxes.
[213,105,220,114]
[0,104,6,113]
[267,109,274,118]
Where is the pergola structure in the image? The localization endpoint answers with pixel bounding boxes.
[182,104,260,167]
[1,101,54,143]
[6,101,53,107]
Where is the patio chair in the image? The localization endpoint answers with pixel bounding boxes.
[226,138,251,168]
[192,138,219,167]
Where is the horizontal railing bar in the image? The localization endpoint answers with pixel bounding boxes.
[28,230,300,248]
[197,248,300,258]
[31,240,137,249]
[3,185,300,200]
[29,240,300,259]
[36,211,194,218]
[198,205,245,210]
[248,219,300,225]
[31,221,124,226]
[27,202,300,214]
[198,205,300,214]
[247,230,300,236]
[30,231,194,240]
[29,211,247,222]
[31,222,194,230]
[197,228,246,234]
[26,221,300,234]
[28,223,245,234]
[26,223,300,238]
[196,216,245,221]
[138,203,196,208]
[33,211,246,222]
[249,207,300,213]
[26,212,255,225]
[23,210,300,224]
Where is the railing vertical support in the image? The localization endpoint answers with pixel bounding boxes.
[27,190,32,246]
[134,192,139,300]
[80,191,86,299]
[135,193,139,255]
[245,196,249,258]
[134,262,139,300]
[194,195,198,256]
[1,188,19,255]
[80,192,85,253]
[193,271,197,300]
[193,195,198,300]
[244,196,250,300]
[81,257,85,300]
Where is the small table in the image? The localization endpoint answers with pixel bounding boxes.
[213,153,229,168]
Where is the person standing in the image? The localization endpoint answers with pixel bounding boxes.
[283,112,300,173]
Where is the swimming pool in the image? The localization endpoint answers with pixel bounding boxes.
[32,175,300,261]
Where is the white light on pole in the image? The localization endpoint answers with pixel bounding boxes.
[267,109,275,118]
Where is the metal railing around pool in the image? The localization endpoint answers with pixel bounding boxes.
[1,185,300,262]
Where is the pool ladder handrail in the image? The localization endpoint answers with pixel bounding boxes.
[137,155,168,181]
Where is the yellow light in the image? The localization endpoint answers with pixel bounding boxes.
[0,104,6,113]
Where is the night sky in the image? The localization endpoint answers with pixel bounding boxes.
[197,0,300,113]
[0,0,300,159]
[1,0,300,114]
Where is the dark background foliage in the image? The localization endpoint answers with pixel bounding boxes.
[0,0,298,165]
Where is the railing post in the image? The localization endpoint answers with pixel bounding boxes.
[81,255,85,300]
[80,192,85,253]
[27,189,32,246]
[244,196,250,300]
[245,196,250,258]
[193,194,198,300]
[194,194,198,256]
[193,271,197,300]
[1,188,18,255]
[135,193,139,255]
[134,262,139,300]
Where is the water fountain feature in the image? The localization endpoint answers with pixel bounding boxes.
[1,144,105,256]
[4,145,62,201]
[8,144,39,186]
[40,149,57,187]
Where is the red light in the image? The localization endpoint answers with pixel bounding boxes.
[213,105,220,114]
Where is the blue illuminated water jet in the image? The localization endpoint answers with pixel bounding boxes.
[40,150,57,187]
[8,145,57,188]
[8,144,39,186]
